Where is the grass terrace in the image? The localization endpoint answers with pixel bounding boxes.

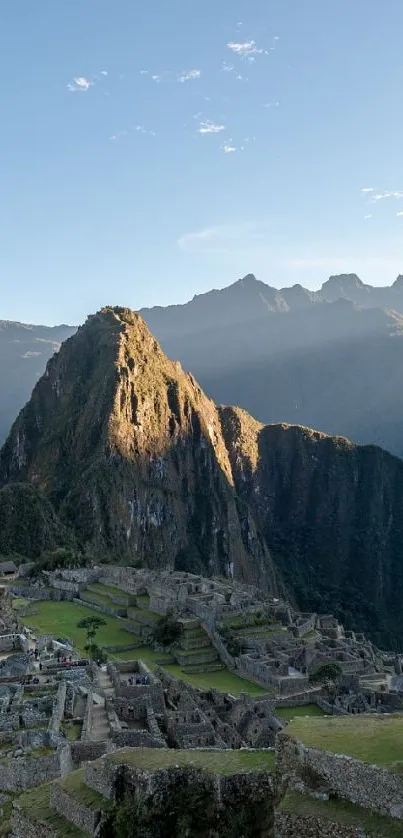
[19,600,271,696]
[280,792,403,838]
[21,601,135,654]
[275,704,325,722]
[287,713,403,767]
[17,783,87,837]
[58,768,105,809]
[108,747,275,774]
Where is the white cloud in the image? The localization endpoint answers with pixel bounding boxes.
[178,221,269,253]
[371,190,403,202]
[67,76,93,92]
[364,215,372,220]
[361,187,374,193]
[198,120,226,134]
[397,211,403,217]
[227,40,263,57]
[135,125,156,136]
[140,69,148,75]
[177,69,201,83]
[221,61,235,73]
[100,70,108,76]
[263,101,280,108]
[151,74,164,83]
[109,130,128,141]
[222,144,237,153]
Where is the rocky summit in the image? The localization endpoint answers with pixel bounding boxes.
[2,306,403,646]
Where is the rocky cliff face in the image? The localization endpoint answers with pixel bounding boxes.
[0,308,277,590]
[219,408,403,646]
[2,307,403,644]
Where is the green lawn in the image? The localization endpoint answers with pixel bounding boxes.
[22,601,135,654]
[108,747,275,774]
[162,662,268,696]
[275,704,325,722]
[280,792,403,838]
[287,714,403,766]
[111,646,173,666]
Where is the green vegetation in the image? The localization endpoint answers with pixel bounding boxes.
[22,601,135,654]
[309,662,342,684]
[275,704,325,722]
[287,714,403,766]
[59,769,105,808]
[77,615,107,662]
[150,612,183,646]
[280,792,403,838]
[62,721,83,742]
[161,662,268,696]
[22,600,267,695]
[17,783,87,837]
[108,747,274,774]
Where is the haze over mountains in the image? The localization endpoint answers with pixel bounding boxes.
[1,306,403,648]
[141,273,403,458]
[2,273,403,458]
[0,321,76,445]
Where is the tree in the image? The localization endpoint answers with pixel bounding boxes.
[77,615,106,660]
[309,662,342,685]
[151,613,182,647]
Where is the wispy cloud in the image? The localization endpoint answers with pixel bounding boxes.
[371,190,403,203]
[263,101,280,108]
[135,125,156,136]
[221,61,235,73]
[198,120,226,134]
[177,69,201,83]
[364,214,372,220]
[361,187,374,193]
[397,211,403,217]
[178,221,269,253]
[109,130,129,141]
[222,143,237,153]
[227,40,264,58]
[67,76,93,93]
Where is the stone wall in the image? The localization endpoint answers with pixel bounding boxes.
[277,734,403,820]
[80,689,93,741]
[0,749,63,792]
[85,755,118,798]
[47,681,66,742]
[11,807,58,838]
[275,812,372,837]
[111,730,165,748]
[49,783,102,833]
[71,740,109,765]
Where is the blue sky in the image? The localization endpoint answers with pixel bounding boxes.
[1,0,403,324]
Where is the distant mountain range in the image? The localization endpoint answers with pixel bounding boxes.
[140,273,403,458]
[2,272,403,456]
[0,321,76,445]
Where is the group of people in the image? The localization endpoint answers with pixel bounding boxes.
[127,674,149,685]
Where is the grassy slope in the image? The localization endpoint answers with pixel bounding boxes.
[281,792,403,838]
[108,747,275,774]
[287,714,403,766]
[275,704,325,722]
